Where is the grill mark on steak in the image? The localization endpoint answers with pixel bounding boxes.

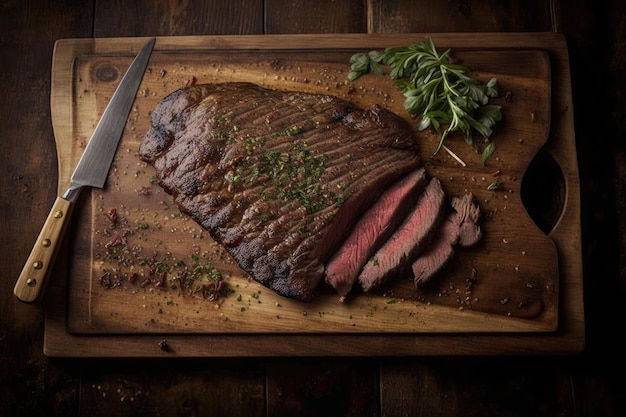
[140,82,420,301]
[325,168,428,298]
[217,150,415,270]
[412,193,482,287]
[358,177,446,293]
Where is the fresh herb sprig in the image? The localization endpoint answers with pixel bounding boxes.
[348,37,502,165]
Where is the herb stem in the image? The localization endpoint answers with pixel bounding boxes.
[442,144,467,167]
[441,67,460,98]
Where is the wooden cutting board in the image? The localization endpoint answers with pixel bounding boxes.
[43,34,584,357]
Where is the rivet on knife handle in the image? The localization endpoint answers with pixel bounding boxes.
[14,197,74,303]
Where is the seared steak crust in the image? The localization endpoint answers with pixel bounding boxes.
[139,82,420,301]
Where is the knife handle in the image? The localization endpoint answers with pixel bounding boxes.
[14,196,74,303]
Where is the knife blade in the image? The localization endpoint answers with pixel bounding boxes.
[14,38,156,303]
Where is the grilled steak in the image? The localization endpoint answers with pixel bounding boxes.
[358,177,446,293]
[325,168,428,298]
[139,82,420,301]
[412,193,482,286]
[411,214,458,287]
[451,193,482,247]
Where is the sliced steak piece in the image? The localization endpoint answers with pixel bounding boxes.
[411,214,458,287]
[412,193,482,287]
[358,177,446,293]
[325,168,428,298]
[452,193,482,247]
[139,82,420,301]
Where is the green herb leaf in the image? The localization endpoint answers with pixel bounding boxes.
[347,37,502,163]
[487,179,503,190]
[481,142,496,165]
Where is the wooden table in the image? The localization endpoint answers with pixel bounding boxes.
[1,0,625,415]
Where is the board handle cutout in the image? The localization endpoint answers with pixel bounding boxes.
[520,148,566,235]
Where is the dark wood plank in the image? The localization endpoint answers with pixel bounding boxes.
[94,0,264,36]
[381,358,576,417]
[618,150,626,289]
[559,0,626,413]
[0,0,94,415]
[265,0,366,33]
[368,0,556,33]
[265,359,378,417]
[78,360,265,417]
[380,360,460,416]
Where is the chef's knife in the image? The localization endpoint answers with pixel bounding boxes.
[14,38,156,303]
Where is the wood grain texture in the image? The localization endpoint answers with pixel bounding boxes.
[94,0,264,36]
[13,197,74,303]
[380,358,577,416]
[367,0,557,33]
[265,0,367,33]
[265,359,377,417]
[78,360,266,417]
[380,360,460,416]
[0,0,94,415]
